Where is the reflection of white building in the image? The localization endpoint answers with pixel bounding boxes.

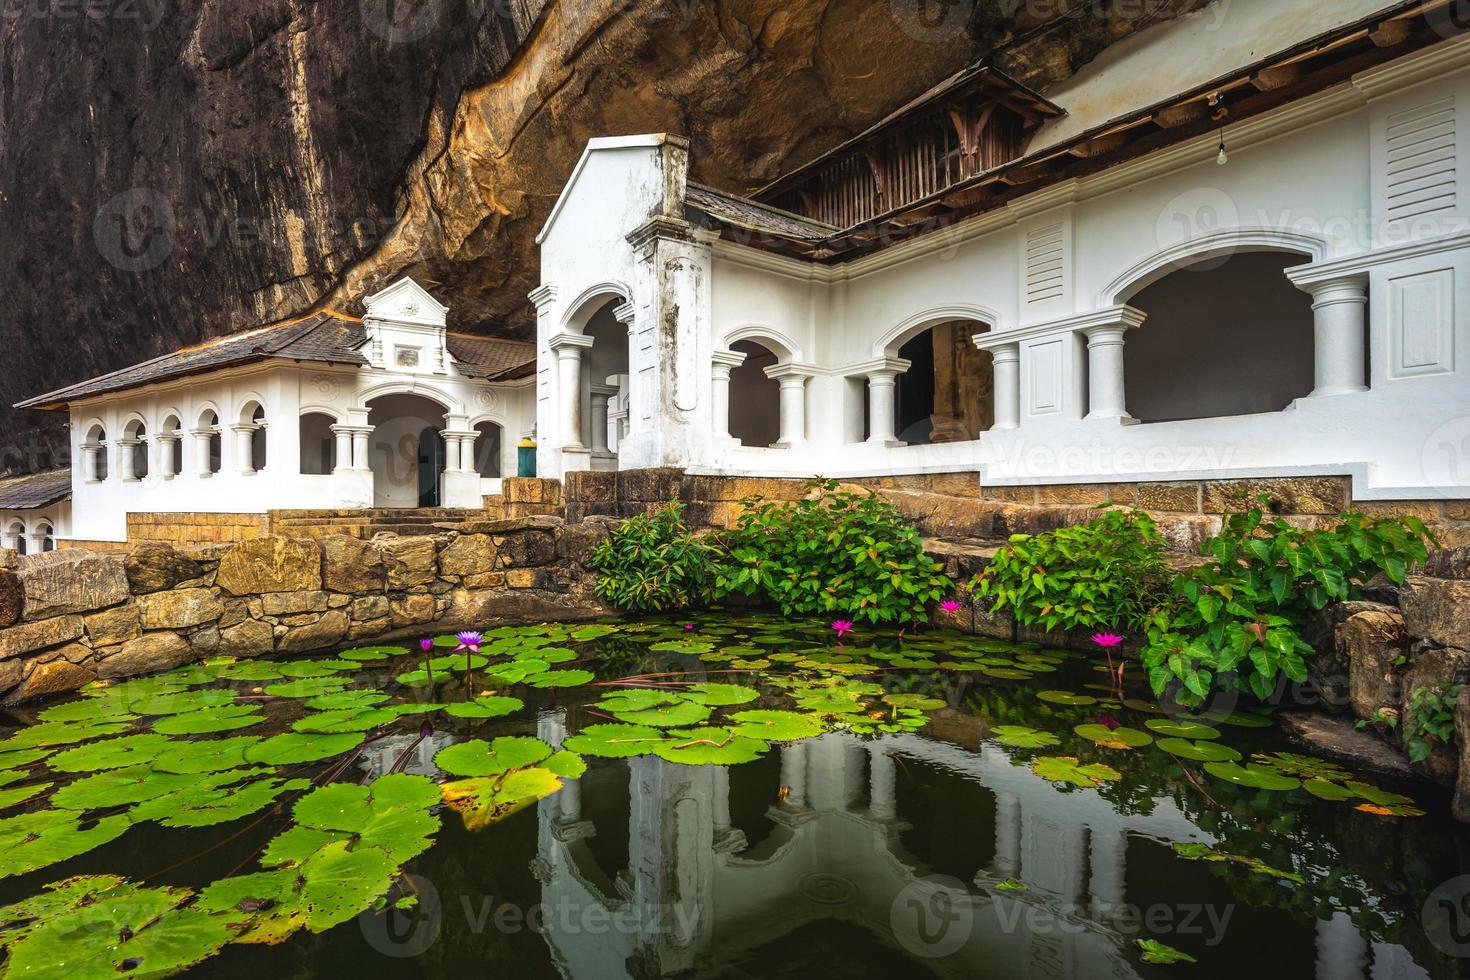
[0,470,69,553]
[533,718,1200,979]
[532,10,1470,504]
[14,278,536,544]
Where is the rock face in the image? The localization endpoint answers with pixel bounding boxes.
[18,553,129,620]
[124,543,204,594]
[0,0,1208,473]
[216,537,321,596]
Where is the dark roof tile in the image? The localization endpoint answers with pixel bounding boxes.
[0,469,70,510]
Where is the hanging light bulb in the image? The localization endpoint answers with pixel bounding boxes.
[1216,128,1229,166]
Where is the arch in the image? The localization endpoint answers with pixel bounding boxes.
[298,404,344,423]
[196,407,223,475]
[236,395,267,427]
[874,303,1001,359]
[560,281,632,335]
[1100,228,1328,306]
[472,420,504,478]
[1123,249,1317,423]
[353,381,460,417]
[722,324,801,363]
[728,339,783,448]
[158,414,183,477]
[240,402,268,473]
[299,412,338,475]
[82,422,108,483]
[365,392,450,507]
[33,520,55,553]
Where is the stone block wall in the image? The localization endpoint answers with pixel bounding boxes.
[0,515,615,706]
[126,511,271,545]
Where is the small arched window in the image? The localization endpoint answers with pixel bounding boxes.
[238,402,267,473]
[83,425,108,483]
[160,415,183,477]
[35,523,54,552]
[474,422,503,478]
[198,410,222,475]
[121,419,149,481]
[299,413,337,475]
[6,521,26,556]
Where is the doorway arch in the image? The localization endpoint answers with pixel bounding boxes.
[366,393,449,507]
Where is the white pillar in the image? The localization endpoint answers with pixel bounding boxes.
[995,790,1021,878]
[868,747,897,821]
[766,365,811,449]
[23,530,47,554]
[231,424,257,474]
[712,766,732,833]
[190,429,213,478]
[351,427,372,473]
[1089,828,1127,920]
[549,333,594,451]
[82,445,101,483]
[116,438,139,482]
[330,425,354,475]
[864,360,909,447]
[990,342,1021,430]
[1084,324,1137,421]
[781,744,807,807]
[0,529,17,552]
[710,350,746,441]
[156,435,179,479]
[589,384,616,454]
[1316,912,1368,980]
[459,429,478,474]
[1300,275,1370,397]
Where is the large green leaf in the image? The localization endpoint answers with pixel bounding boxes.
[1203,762,1301,791]
[441,768,565,831]
[434,737,552,777]
[284,773,440,864]
[563,724,668,759]
[990,726,1061,749]
[1030,756,1122,788]
[727,710,824,741]
[244,732,365,766]
[444,696,525,719]
[48,734,174,773]
[0,810,132,877]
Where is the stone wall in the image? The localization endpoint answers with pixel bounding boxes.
[0,515,614,705]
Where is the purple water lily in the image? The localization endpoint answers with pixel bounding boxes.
[1091,631,1126,688]
[454,630,483,653]
[938,600,963,614]
[831,620,855,642]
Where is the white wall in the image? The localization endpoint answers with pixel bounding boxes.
[0,502,69,554]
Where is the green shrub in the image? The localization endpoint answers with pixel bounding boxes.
[970,508,1170,635]
[1405,682,1460,764]
[1141,503,1434,705]
[714,480,951,625]
[590,500,720,613]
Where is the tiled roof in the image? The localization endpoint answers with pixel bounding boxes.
[16,314,536,410]
[0,469,70,510]
[685,182,837,244]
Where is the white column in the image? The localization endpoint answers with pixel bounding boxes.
[549,333,594,451]
[231,424,257,474]
[116,438,139,482]
[23,529,47,554]
[990,343,1021,430]
[82,445,101,483]
[351,427,372,473]
[330,425,353,475]
[460,430,478,474]
[1301,275,1369,397]
[1089,828,1127,920]
[1316,911,1368,980]
[0,529,17,552]
[156,435,179,479]
[864,360,909,447]
[766,365,811,449]
[995,790,1021,878]
[589,384,616,455]
[868,747,897,821]
[781,744,807,807]
[1084,324,1136,421]
[710,350,746,441]
[190,429,213,478]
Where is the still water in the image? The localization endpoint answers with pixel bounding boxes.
[1,613,1467,979]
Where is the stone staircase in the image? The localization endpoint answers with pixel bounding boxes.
[267,508,487,540]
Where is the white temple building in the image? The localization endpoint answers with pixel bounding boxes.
[530,4,1470,504]
[11,278,536,544]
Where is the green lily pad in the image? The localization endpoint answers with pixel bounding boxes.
[153,704,265,735]
[338,646,407,662]
[444,696,525,719]
[612,701,713,728]
[151,737,264,774]
[0,781,52,810]
[982,667,1037,680]
[277,660,352,679]
[1074,724,1153,749]
[991,726,1061,749]
[1031,756,1122,788]
[1137,939,1196,965]
[0,748,52,770]
[1037,691,1098,706]
[302,690,390,711]
[440,767,565,831]
[482,659,551,684]
[563,724,668,759]
[0,810,132,877]
[1203,762,1301,791]
[527,669,595,689]
[244,732,365,766]
[291,707,400,734]
[263,677,350,698]
[1253,752,1351,782]
[434,737,553,777]
[34,700,137,725]
[1145,719,1222,740]
[130,775,308,828]
[0,720,134,749]
[48,734,174,773]
[728,710,825,742]
[1154,738,1242,763]
[127,689,238,716]
[1302,778,1359,801]
[683,683,761,706]
[651,728,769,765]
[282,773,440,865]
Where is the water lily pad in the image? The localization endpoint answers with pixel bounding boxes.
[1,721,134,749]
[1074,724,1153,749]
[303,690,390,711]
[245,732,365,766]
[34,700,137,725]
[0,748,52,770]
[434,737,553,777]
[612,701,714,728]
[649,641,714,654]
[1036,691,1098,706]
[1031,756,1122,788]
[444,696,526,719]
[1252,752,1350,782]
[127,689,238,716]
[154,704,265,735]
[52,765,199,810]
[683,683,761,706]
[208,661,285,682]
[338,646,407,662]
[284,773,440,864]
[0,810,132,877]
[981,667,1035,680]
[1203,762,1301,791]
[991,726,1061,749]
[263,677,350,698]
[482,659,551,684]
[1137,939,1196,964]
[728,710,825,742]
[130,775,308,828]
[278,660,353,679]
[291,707,400,734]
[1144,719,1222,740]
[441,767,565,831]
[0,781,52,810]
[1154,738,1242,763]
[0,875,135,947]
[652,728,768,765]
[570,624,617,641]
[1302,778,1359,801]
[151,737,264,774]
[527,669,595,689]
[1343,781,1416,807]
[48,734,174,773]
[563,724,668,759]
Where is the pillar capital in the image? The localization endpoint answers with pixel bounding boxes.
[528,283,558,309]
[548,332,595,354]
[763,362,818,383]
[612,301,637,326]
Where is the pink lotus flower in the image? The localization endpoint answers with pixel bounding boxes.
[419,638,434,653]
[1095,715,1121,730]
[831,620,855,640]
[1090,632,1125,648]
[683,623,696,631]
[938,600,963,614]
[455,631,482,654]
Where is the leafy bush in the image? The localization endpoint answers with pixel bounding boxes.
[971,508,1170,634]
[715,480,951,625]
[590,500,720,613]
[1142,504,1434,705]
[1405,682,1460,764]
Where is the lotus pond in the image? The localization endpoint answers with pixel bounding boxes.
[0,613,1466,979]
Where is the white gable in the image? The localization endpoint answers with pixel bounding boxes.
[361,277,450,375]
